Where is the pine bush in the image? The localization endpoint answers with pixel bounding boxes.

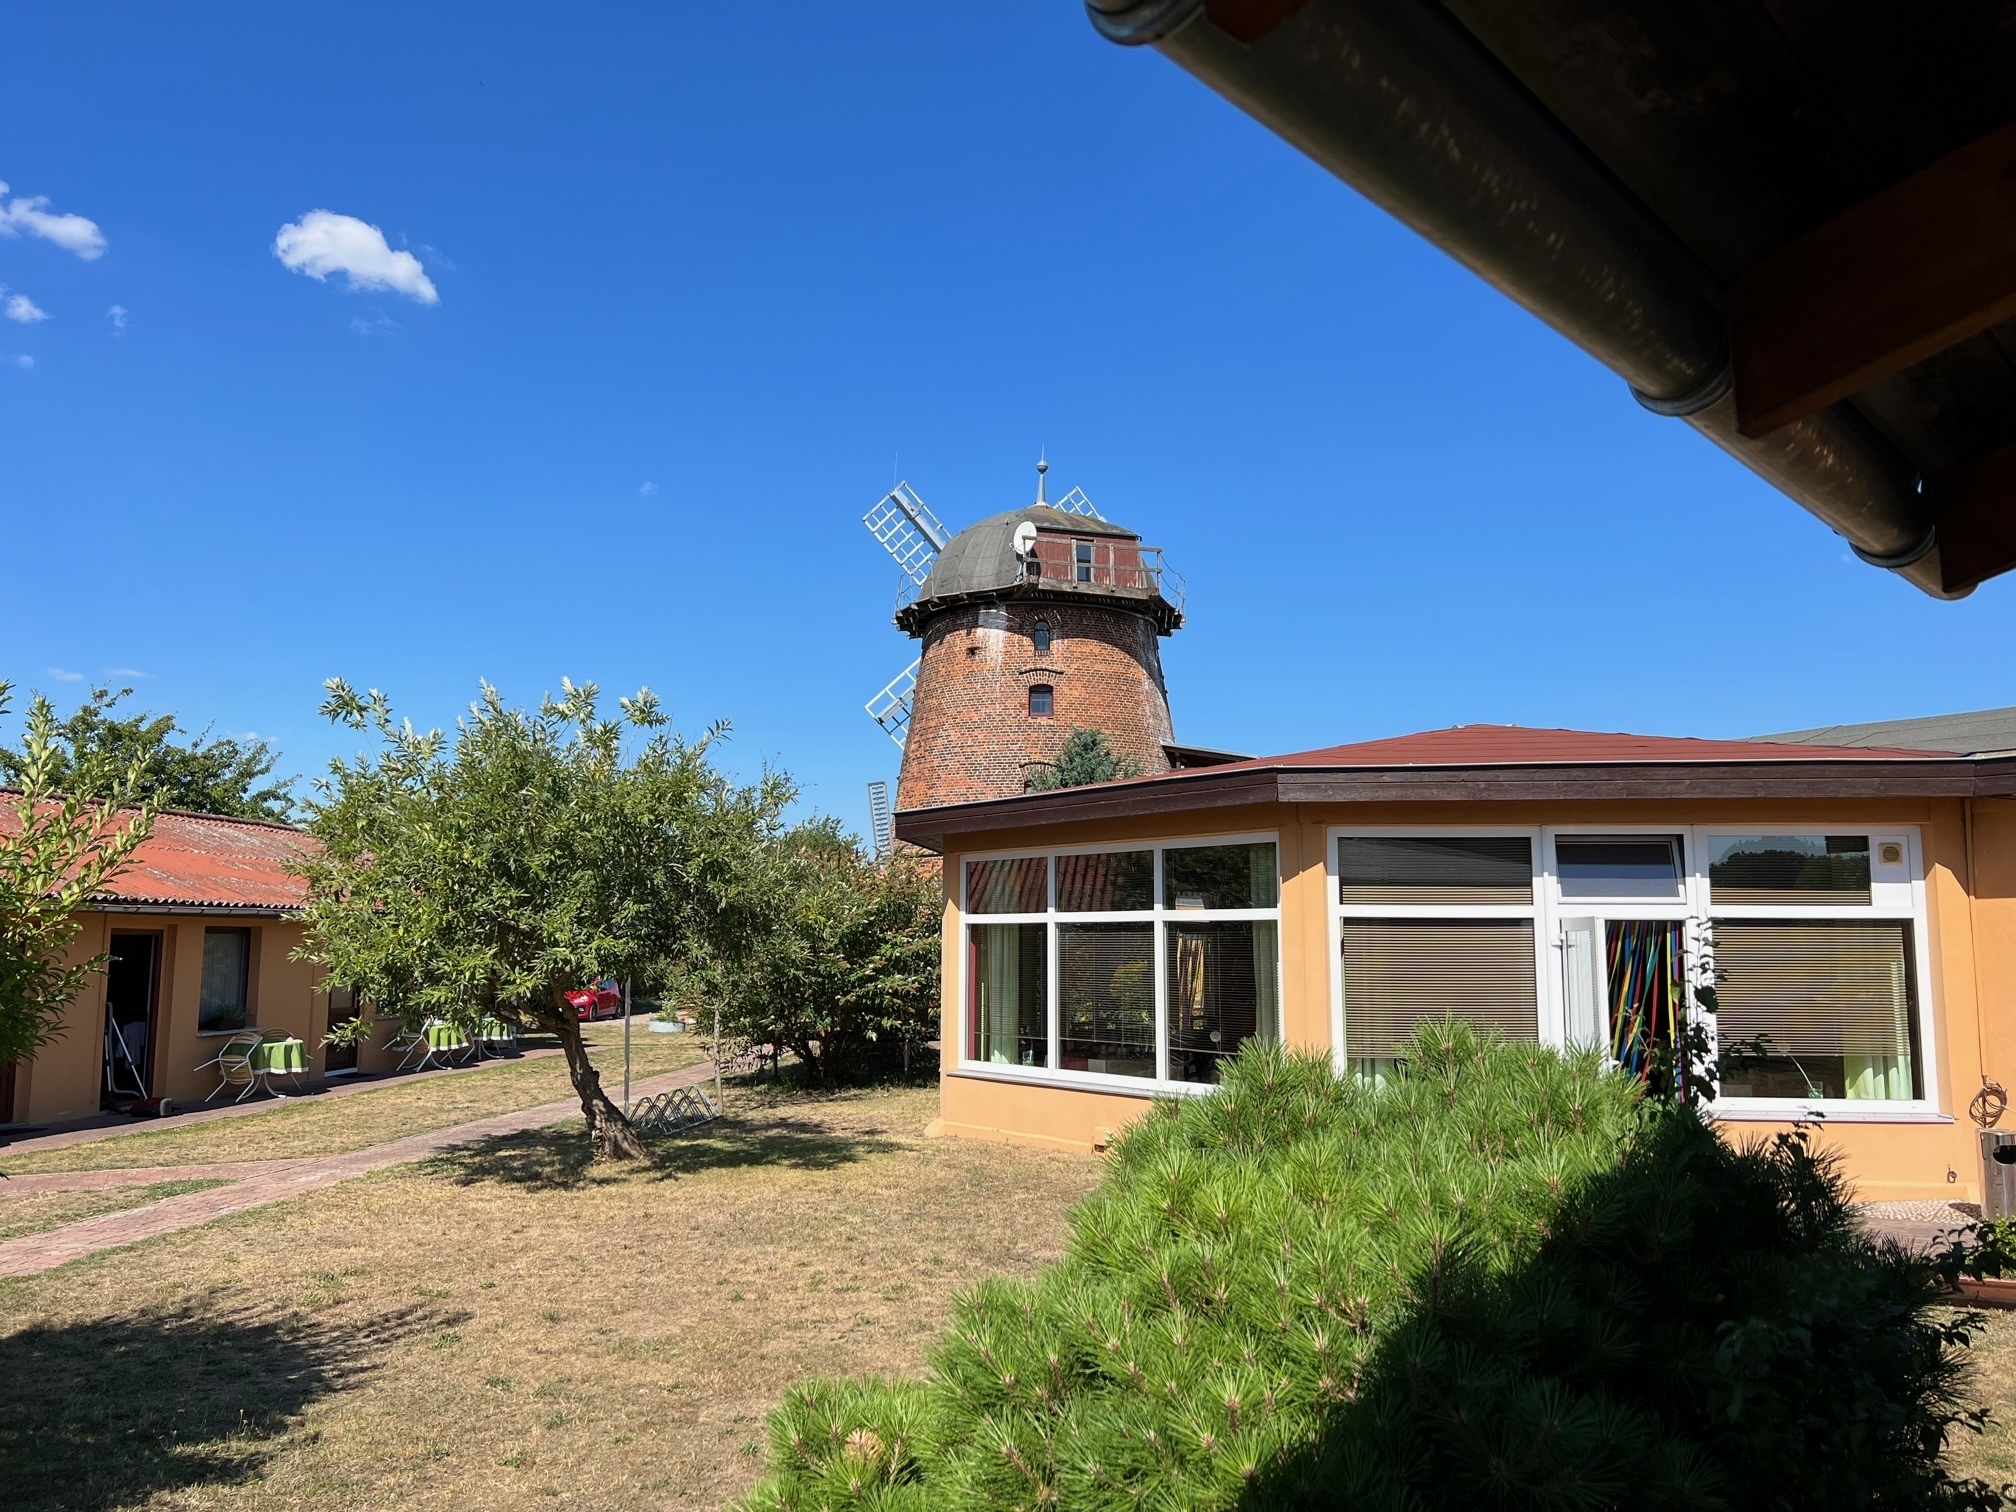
[736,1022,2005,1511]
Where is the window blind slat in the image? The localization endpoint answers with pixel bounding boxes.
[1338,836,1533,905]
[1342,919,1538,1057]
[1714,921,1914,1058]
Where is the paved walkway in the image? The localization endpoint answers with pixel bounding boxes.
[0,1062,718,1279]
[0,1047,575,1156]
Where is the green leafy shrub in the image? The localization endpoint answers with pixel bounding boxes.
[737,1023,2005,1511]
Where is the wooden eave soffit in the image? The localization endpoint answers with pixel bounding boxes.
[1731,122,2016,441]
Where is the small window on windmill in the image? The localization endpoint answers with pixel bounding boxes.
[1029,685,1054,718]
[1074,540,1094,582]
[1032,620,1052,654]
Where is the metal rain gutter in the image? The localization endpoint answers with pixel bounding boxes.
[1085,0,1958,597]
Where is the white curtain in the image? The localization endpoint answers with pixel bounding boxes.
[1252,920,1279,1040]
[981,925,1021,1064]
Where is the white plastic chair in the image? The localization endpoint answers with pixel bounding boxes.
[198,1032,266,1103]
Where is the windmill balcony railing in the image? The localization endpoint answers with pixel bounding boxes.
[894,540,1185,615]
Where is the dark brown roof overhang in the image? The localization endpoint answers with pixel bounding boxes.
[894,754,2016,853]
[1083,1,2016,599]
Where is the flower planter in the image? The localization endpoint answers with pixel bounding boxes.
[648,1020,685,1034]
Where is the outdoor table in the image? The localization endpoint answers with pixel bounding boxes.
[473,1015,517,1058]
[248,1037,306,1074]
[426,1021,471,1052]
[416,1019,474,1069]
[248,1037,307,1095]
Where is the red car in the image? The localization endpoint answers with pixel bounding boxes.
[565,980,624,1021]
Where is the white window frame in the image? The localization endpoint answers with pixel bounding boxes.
[957,832,1284,1098]
[1696,824,1938,1124]
[1325,823,1942,1123]
[1327,827,1546,1068]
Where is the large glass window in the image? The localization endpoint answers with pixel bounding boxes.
[969,924,1047,1067]
[1166,842,1277,910]
[1336,835,1539,1075]
[1055,850,1152,912]
[1341,919,1538,1063]
[199,927,251,1032]
[960,839,1281,1091]
[1059,923,1155,1078]
[1556,836,1684,900]
[966,857,1047,914]
[1339,835,1532,905]
[1168,921,1279,1085]
[1709,835,1871,905]
[1713,920,1920,1100]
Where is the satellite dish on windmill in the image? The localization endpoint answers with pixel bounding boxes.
[861,481,952,746]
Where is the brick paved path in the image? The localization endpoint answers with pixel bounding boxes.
[0,1062,718,1279]
[0,1047,573,1158]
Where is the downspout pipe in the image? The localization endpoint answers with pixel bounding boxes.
[1087,0,1959,598]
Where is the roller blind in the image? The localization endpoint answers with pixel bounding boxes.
[1342,919,1538,1057]
[1713,921,1915,1058]
[1338,836,1532,905]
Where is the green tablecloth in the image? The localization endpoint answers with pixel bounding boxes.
[249,1038,306,1074]
[474,1016,514,1041]
[425,1021,470,1050]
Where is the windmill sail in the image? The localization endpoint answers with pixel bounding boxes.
[1052,485,1103,520]
[866,781,894,861]
[866,659,920,747]
[863,482,951,586]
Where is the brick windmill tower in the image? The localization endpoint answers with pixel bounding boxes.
[862,462,1188,818]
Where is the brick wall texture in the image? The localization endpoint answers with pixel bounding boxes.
[896,598,1175,810]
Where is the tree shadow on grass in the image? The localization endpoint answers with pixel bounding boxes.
[0,1295,444,1512]
[422,1111,908,1192]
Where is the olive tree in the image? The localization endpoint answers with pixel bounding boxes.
[0,682,158,1068]
[296,678,789,1158]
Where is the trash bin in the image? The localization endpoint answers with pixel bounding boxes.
[1982,1129,2016,1219]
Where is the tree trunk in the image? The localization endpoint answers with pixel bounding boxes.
[550,1008,645,1160]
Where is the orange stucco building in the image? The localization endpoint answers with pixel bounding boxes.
[3,809,402,1128]
[898,723,2016,1206]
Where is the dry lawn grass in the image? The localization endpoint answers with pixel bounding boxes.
[0,1080,1101,1512]
[3,1023,713,1176]
[0,1180,229,1242]
[1948,1308,2016,1488]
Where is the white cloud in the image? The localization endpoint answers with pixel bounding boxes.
[107,304,127,333]
[46,666,82,681]
[12,354,32,370]
[0,180,106,259]
[639,481,657,496]
[4,292,49,323]
[103,666,150,678]
[348,310,400,337]
[274,210,438,304]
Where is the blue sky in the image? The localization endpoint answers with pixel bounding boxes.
[5,2,2012,834]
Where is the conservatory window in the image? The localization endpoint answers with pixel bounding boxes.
[960,839,1281,1092]
[1335,835,1539,1076]
[1713,922,1920,1101]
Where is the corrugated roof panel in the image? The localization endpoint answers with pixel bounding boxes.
[0,804,315,911]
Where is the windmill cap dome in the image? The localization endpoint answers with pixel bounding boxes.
[895,505,1182,635]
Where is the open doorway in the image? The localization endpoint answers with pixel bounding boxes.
[1561,916,1690,1093]
[325,985,363,1076]
[103,931,161,1109]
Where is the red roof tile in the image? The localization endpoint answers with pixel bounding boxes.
[1152,724,1951,778]
[0,803,315,912]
